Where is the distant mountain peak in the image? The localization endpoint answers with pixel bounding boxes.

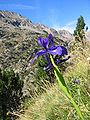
[0,10,73,41]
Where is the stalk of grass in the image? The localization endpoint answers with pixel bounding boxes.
[50,55,84,120]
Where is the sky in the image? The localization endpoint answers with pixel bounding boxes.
[0,0,90,33]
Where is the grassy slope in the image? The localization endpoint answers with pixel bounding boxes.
[18,42,90,120]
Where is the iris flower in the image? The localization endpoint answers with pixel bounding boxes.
[73,79,80,84]
[31,34,69,70]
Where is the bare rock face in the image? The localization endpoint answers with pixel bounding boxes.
[0,10,32,27]
[85,31,90,41]
[58,30,73,42]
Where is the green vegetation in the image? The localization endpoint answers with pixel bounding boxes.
[73,16,86,46]
[0,13,90,120]
[17,40,90,120]
[50,55,84,120]
[0,69,24,120]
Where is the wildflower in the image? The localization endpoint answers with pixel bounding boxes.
[48,34,55,46]
[31,34,69,70]
[73,79,80,84]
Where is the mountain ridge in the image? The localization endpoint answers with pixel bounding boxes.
[0,10,90,41]
[0,10,73,41]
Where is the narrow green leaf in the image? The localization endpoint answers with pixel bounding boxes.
[50,55,68,89]
[50,55,84,120]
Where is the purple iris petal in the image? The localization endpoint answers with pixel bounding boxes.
[44,54,51,64]
[43,38,49,49]
[48,46,67,56]
[43,54,53,71]
[56,56,70,64]
[48,34,55,46]
[43,64,53,71]
[48,46,62,55]
[60,46,68,55]
[38,37,49,49]
[38,37,43,46]
[31,50,46,64]
[48,34,53,39]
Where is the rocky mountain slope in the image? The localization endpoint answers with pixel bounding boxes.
[0,10,71,96]
[86,31,90,41]
[0,10,73,39]
[0,10,90,96]
[0,10,73,70]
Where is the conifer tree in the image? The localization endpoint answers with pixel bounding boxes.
[73,16,86,45]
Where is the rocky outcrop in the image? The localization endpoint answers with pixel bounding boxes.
[58,30,73,42]
[85,31,90,41]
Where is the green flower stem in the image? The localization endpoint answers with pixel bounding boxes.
[50,55,84,120]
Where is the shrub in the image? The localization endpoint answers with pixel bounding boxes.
[0,68,24,120]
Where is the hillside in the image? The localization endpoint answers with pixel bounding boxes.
[17,35,90,120]
[0,10,90,120]
[0,10,73,38]
[0,10,75,96]
[0,10,90,94]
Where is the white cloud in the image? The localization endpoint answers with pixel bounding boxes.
[66,20,76,26]
[0,4,38,10]
[14,4,38,10]
[52,20,77,33]
[52,19,90,33]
